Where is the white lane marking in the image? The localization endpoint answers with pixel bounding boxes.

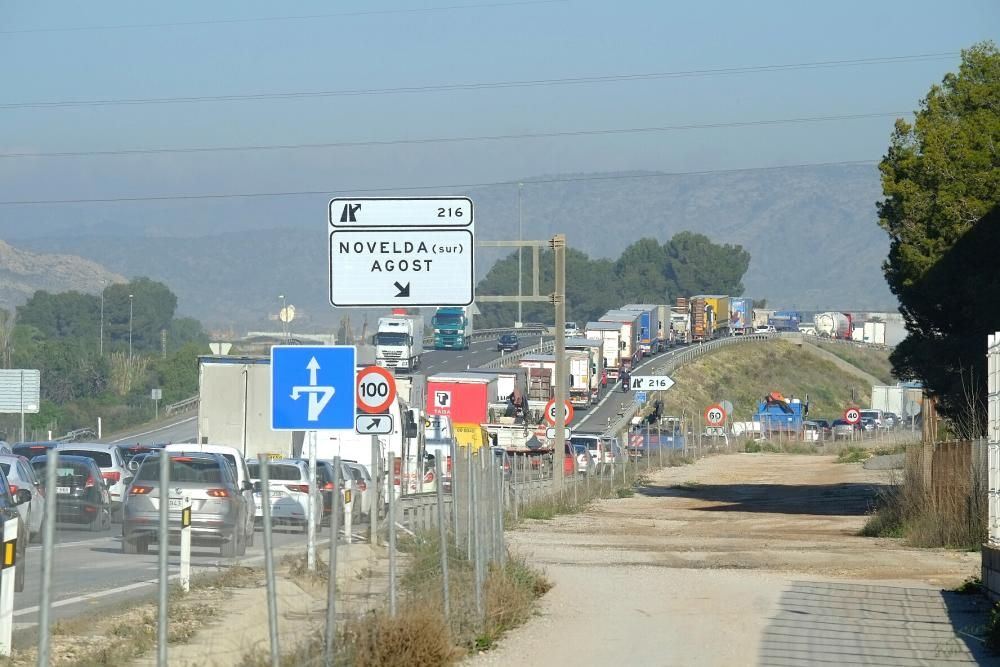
[109,416,197,443]
[27,536,114,551]
[14,537,336,619]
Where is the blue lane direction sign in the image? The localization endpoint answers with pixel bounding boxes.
[271,346,357,431]
[635,391,647,404]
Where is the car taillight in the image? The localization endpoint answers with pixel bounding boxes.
[446,456,452,474]
[207,488,230,498]
[103,471,121,483]
[130,485,153,495]
[285,484,309,494]
[424,469,435,483]
[8,485,17,494]
[322,481,334,491]
[85,475,96,488]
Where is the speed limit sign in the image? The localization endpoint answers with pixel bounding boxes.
[704,403,726,427]
[544,399,575,426]
[356,366,396,414]
[844,407,861,425]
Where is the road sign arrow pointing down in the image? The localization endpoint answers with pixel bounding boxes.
[393,282,410,298]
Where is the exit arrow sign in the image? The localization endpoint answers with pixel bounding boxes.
[629,375,675,391]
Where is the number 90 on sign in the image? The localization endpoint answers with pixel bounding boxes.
[356,366,396,414]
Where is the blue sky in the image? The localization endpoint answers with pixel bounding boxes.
[0,0,996,216]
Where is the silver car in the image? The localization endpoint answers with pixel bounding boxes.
[122,452,249,557]
[0,455,45,541]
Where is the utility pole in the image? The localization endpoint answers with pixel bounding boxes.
[99,282,105,357]
[128,294,134,360]
[517,183,523,324]
[552,234,566,492]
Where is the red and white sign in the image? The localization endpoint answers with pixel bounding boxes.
[544,399,575,426]
[704,404,726,427]
[844,407,861,425]
[356,366,396,414]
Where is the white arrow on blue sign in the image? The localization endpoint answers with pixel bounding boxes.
[271,345,357,431]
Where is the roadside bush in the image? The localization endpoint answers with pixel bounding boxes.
[342,604,459,667]
[837,447,870,464]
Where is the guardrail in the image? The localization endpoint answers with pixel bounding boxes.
[420,323,549,346]
[164,395,199,416]
[602,333,779,437]
[56,427,97,443]
[479,340,555,370]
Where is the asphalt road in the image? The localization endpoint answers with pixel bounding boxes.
[12,517,364,637]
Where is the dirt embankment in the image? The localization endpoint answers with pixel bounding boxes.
[467,454,987,667]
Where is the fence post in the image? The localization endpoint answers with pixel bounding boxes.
[157,451,171,667]
[36,448,59,667]
[471,449,484,624]
[344,474,353,544]
[180,495,192,592]
[435,457,451,622]
[324,456,341,667]
[0,517,17,656]
[496,452,506,562]
[260,458,281,667]
[307,430,318,571]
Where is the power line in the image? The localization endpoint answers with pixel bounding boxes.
[0,159,878,206]
[0,0,567,35]
[0,111,907,159]
[0,53,956,111]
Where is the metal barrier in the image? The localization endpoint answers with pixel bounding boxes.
[164,395,200,416]
[56,428,97,443]
[420,323,548,347]
[478,339,555,370]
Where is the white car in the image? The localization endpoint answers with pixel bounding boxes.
[247,459,323,532]
[343,462,374,519]
[165,443,256,545]
[0,455,44,541]
[564,322,580,337]
[55,443,132,521]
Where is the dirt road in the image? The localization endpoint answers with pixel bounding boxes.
[468,454,994,667]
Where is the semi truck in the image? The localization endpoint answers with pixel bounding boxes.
[426,372,498,424]
[694,295,730,336]
[671,298,691,344]
[374,313,424,371]
[768,310,802,332]
[690,296,710,342]
[729,297,754,335]
[621,303,666,355]
[566,337,605,404]
[586,321,625,379]
[599,310,642,371]
[432,306,473,350]
[814,312,852,339]
[752,391,809,436]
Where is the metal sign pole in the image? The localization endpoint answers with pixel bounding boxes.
[553,234,567,492]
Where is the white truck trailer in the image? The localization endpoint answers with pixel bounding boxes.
[374,314,424,372]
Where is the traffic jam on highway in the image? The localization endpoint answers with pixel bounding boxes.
[0,197,901,655]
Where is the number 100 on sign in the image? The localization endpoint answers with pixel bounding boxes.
[356,367,396,414]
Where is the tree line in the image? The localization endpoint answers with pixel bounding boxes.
[0,278,208,438]
[475,231,751,329]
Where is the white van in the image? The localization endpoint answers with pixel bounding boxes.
[164,443,256,544]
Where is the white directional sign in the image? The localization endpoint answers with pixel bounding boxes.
[328,196,475,307]
[629,375,675,391]
[330,197,473,228]
[0,370,40,414]
[356,414,394,435]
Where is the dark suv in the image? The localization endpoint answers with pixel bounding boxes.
[0,465,30,591]
[497,332,520,352]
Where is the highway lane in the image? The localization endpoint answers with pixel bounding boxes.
[12,519,367,633]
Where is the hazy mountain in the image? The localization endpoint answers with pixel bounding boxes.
[12,164,896,328]
[0,240,126,313]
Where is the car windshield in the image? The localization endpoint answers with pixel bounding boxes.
[433,315,462,326]
[247,463,302,481]
[60,450,113,467]
[375,332,408,345]
[137,457,226,484]
[500,334,516,343]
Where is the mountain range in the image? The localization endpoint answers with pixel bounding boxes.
[0,240,124,314]
[5,163,896,329]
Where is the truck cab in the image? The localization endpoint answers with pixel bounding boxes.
[432,307,473,350]
[374,314,424,372]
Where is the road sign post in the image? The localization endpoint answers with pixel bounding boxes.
[844,407,861,424]
[180,495,192,592]
[329,197,475,307]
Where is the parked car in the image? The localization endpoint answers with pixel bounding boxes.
[123,452,249,556]
[564,322,580,337]
[343,462,373,519]
[831,419,857,440]
[164,443,255,545]
[0,465,29,591]
[55,443,132,521]
[30,454,112,532]
[0,455,45,541]
[571,435,604,473]
[497,332,520,352]
[802,421,821,442]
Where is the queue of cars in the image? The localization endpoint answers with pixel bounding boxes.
[803,408,907,441]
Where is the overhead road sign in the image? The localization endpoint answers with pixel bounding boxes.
[844,407,861,425]
[356,366,397,414]
[271,346,356,431]
[329,229,474,306]
[629,375,675,391]
[328,196,475,308]
[356,414,394,435]
[704,404,726,427]
[330,197,473,228]
[544,399,574,426]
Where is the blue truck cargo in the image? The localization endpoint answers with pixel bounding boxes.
[621,304,664,355]
[729,297,754,335]
[768,310,801,332]
[752,392,808,435]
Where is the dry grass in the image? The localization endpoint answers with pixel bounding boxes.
[812,340,895,384]
[862,445,987,549]
[343,604,460,667]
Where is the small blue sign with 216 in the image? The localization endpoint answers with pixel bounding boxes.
[271,346,357,431]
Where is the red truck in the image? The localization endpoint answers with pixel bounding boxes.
[426,372,499,424]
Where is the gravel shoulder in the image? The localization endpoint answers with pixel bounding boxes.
[467,454,992,667]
